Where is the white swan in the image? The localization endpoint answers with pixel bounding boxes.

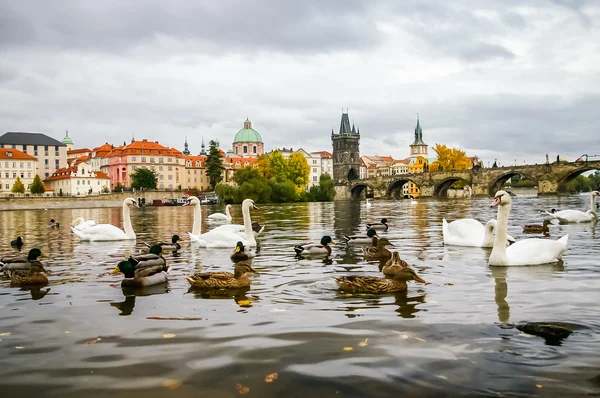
[489,190,568,266]
[366,198,372,208]
[546,191,599,223]
[443,218,515,247]
[410,196,417,205]
[71,217,97,231]
[185,197,257,247]
[71,198,139,241]
[207,204,233,222]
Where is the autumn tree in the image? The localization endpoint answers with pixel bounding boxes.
[11,177,25,194]
[205,140,224,189]
[287,152,310,192]
[430,144,471,172]
[131,168,158,190]
[255,154,272,179]
[268,150,287,182]
[30,174,45,194]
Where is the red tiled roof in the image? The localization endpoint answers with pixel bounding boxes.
[0,148,37,160]
[104,140,183,158]
[44,166,111,181]
[67,148,91,155]
[185,155,206,168]
[394,159,410,165]
[311,151,332,158]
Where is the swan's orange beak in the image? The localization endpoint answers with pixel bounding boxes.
[182,201,190,207]
[491,196,502,208]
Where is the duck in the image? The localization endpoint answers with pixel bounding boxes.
[71,217,97,231]
[144,235,181,252]
[1,248,43,273]
[71,198,139,241]
[230,241,256,261]
[186,261,258,289]
[252,221,266,235]
[489,190,568,266]
[366,218,389,232]
[363,237,394,261]
[10,236,24,250]
[129,245,167,269]
[294,235,335,256]
[381,251,410,276]
[333,267,427,294]
[186,197,258,247]
[9,263,49,287]
[207,204,233,221]
[523,219,552,234]
[442,218,515,247]
[543,191,600,223]
[111,260,170,288]
[49,219,60,228]
[342,228,379,245]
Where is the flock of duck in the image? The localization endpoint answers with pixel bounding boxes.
[1,190,598,295]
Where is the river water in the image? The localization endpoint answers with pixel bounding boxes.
[0,194,599,397]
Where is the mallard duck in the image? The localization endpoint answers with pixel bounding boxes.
[294,235,335,255]
[343,228,379,245]
[49,219,60,228]
[1,248,43,273]
[363,237,394,261]
[129,245,167,269]
[10,236,24,250]
[333,267,427,294]
[10,263,49,287]
[230,241,256,261]
[144,235,181,252]
[381,251,410,276]
[366,218,388,231]
[111,260,170,288]
[186,261,258,289]
[523,219,552,234]
[252,221,265,235]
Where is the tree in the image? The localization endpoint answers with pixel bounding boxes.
[205,140,224,189]
[215,183,238,204]
[30,174,45,195]
[308,174,336,202]
[287,152,310,193]
[130,168,158,190]
[429,144,471,172]
[268,150,287,182]
[255,154,272,179]
[11,177,25,194]
[269,180,297,203]
[113,182,124,193]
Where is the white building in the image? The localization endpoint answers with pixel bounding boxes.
[311,151,333,177]
[44,159,111,196]
[0,132,68,179]
[0,148,38,194]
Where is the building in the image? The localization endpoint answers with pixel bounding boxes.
[331,111,360,184]
[0,148,38,194]
[67,148,92,163]
[0,132,68,178]
[409,116,428,159]
[44,158,111,196]
[182,155,210,192]
[311,151,333,177]
[232,119,264,158]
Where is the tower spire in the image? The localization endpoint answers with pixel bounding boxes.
[183,134,190,155]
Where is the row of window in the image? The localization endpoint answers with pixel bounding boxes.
[1,161,34,169]
[131,165,173,171]
[3,172,32,179]
[1,183,33,190]
[130,157,174,163]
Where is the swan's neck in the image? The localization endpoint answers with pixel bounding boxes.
[482,221,495,247]
[122,204,135,239]
[192,203,202,235]
[590,194,597,215]
[242,204,256,245]
[226,206,231,219]
[490,203,510,264]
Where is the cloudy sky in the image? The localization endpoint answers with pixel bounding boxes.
[1,0,599,166]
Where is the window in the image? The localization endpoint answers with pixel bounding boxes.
[313,176,317,181]
[28,162,31,168]
[243,146,247,153]
[20,162,23,168]
[131,156,137,162]
[167,158,172,163]
[159,166,163,171]
[45,172,49,177]
[159,175,164,180]
[77,180,80,185]
[168,175,172,180]
[22,147,27,154]
[87,180,90,185]
[12,172,16,178]
[27,173,31,178]
[20,172,24,178]
[45,159,49,169]
[150,157,155,163]
[141,157,146,162]
[168,166,172,171]
[5,184,8,189]
[253,146,256,154]
[159,158,164,163]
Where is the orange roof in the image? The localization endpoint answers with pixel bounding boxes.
[185,155,206,168]
[0,148,37,160]
[74,155,90,164]
[92,143,114,157]
[44,166,111,181]
[312,151,332,158]
[44,186,54,191]
[227,157,258,168]
[368,164,377,169]
[67,148,91,155]
[394,159,410,165]
[94,171,109,179]
[103,139,183,158]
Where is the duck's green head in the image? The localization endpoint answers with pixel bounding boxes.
[234,241,245,253]
[111,260,136,278]
[321,235,335,245]
[28,248,43,261]
[381,218,388,224]
[366,228,378,238]
[171,235,180,244]
[149,245,165,255]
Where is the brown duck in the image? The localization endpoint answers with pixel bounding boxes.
[381,251,410,276]
[363,237,394,261]
[186,261,258,289]
[333,267,427,294]
[523,219,551,235]
[10,263,49,287]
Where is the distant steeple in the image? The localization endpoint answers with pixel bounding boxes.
[411,115,426,146]
[183,135,190,155]
[199,137,206,155]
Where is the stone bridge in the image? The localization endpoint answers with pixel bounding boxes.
[336,160,600,199]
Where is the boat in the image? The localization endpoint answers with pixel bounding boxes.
[200,192,218,205]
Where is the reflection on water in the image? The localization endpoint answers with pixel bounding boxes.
[1,195,600,397]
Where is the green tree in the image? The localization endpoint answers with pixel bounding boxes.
[308,174,336,202]
[268,150,287,182]
[130,168,158,190]
[113,182,124,193]
[11,177,25,194]
[269,180,297,202]
[287,152,310,192]
[30,174,45,195]
[232,166,271,203]
[205,140,224,189]
[255,154,272,179]
[215,183,238,204]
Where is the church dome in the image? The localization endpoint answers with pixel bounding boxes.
[62,131,73,145]
[233,119,263,143]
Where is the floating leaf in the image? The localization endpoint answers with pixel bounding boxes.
[444,283,454,286]
[0,332,11,337]
[536,384,542,388]
[414,337,426,342]
[235,383,250,395]
[237,300,251,306]
[163,333,176,339]
[163,379,182,389]
[264,372,278,383]
[358,338,368,347]
[343,346,353,351]
[85,337,101,345]
[15,346,24,349]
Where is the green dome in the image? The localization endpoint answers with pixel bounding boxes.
[62,132,73,145]
[233,119,263,143]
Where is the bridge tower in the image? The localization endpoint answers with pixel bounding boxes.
[332,110,360,184]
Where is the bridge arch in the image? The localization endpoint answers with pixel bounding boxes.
[488,171,538,197]
[434,177,471,198]
[558,166,600,192]
[387,178,420,199]
[350,183,374,200]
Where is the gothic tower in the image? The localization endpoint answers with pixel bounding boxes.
[332,110,360,184]
[409,115,428,159]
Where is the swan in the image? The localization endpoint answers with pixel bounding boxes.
[443,218,515,247]
[71,217,97,231]
[545,191,600,223]
[366,198,372,208]
[71,198,139,241]
[185,197,257,247]
[489,190,568,266]
[410,196,417,205]
[207,204,233,222]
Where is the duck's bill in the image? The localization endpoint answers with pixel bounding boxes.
[250,267,259,274]
[330,241,336,245]
[235,246,241,252]
[110,267,121,275]
[414,275,427,284]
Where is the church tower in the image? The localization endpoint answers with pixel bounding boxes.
[332,110,360,184]
[409,115,428,159]
[183,136,190,155]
